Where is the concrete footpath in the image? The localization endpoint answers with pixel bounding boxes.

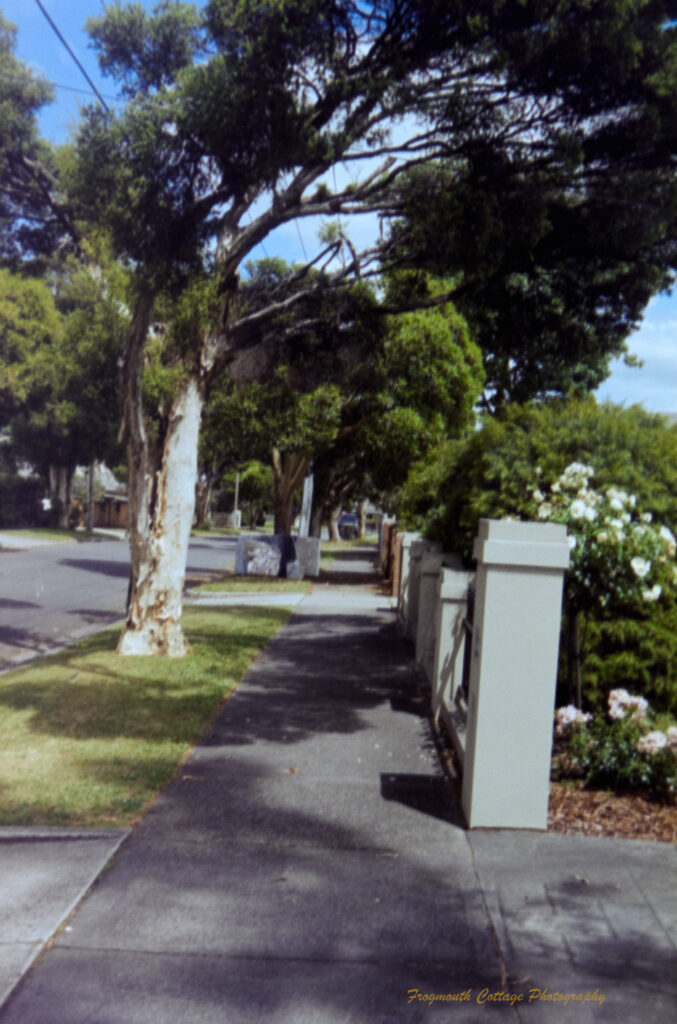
[0,549,675,1022]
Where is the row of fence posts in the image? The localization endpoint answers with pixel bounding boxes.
[379,518,571,830]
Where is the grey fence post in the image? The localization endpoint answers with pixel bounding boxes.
[462,519,570,830]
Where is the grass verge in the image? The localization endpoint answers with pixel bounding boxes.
[0,527,108,544]
[195,573,310,594]
[0,606,289,828]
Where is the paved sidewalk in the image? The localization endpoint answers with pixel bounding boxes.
[0,550,675,1022]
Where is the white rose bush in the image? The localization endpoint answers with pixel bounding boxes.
[531,461,676,708]
[532,462,676,618]
[537,463,677,797]
[552,688,677,798]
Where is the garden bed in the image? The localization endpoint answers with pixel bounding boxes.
[548,781,677,843]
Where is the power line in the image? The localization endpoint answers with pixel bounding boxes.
[294,218,308,260]
[33,0,109,112]
[0,69,117,102]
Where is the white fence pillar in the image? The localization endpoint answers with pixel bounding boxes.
[405,539,443,640]
[431,566,474,763]
[397,532,420,627]
[415,552,447,678]
[462,519,570,830]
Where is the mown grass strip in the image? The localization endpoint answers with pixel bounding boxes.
[195,574,310,594]
[0,528,108,544]
[0,606,289,828]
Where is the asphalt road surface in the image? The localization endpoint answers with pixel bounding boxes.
[0,533,237,671]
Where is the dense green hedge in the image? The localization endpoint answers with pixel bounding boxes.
[0,474,43,528]
[398,398,677,714]
[400,397,677,559]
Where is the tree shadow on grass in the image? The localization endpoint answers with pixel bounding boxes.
[0,606,426,779]
[0,608,291,745]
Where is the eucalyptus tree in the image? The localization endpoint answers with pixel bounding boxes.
[0,253,128,526]
[67,0,677,654]
[0,14,81,268]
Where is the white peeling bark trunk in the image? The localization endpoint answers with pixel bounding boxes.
[329,505,341,542]
[118,376,202,656]
[49,465,73,529]
[357,498,367,539]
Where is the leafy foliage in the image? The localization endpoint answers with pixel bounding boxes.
[0,253,128,483]
[575,607,677,718]
[0,14,65,266]
[415,398,677,560]
[412,397,677,714]
[553,693,677,799]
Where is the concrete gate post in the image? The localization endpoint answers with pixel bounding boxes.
[405,539,443,640]
[462,519,570,830]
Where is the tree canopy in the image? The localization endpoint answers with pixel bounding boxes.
[11,0,677,654]
[61,0,677,411]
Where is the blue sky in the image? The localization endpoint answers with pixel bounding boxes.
[4,0,677,413]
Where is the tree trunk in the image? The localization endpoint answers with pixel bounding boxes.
[357,498,367,539]
[566,609,584,707]
[86,462,95,532]
[48,465,73,529]
[119,375,202,656]
[309,502,324,538]
[116,288,205,657]
[329,504,341,541]
[194,468,215,527]
[271,448,311,535]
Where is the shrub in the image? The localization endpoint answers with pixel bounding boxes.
[416,397,677,560]
[410,398,677,712]
[575,605,677,717]
[553,691,677,799]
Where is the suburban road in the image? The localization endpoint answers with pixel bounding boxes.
[0,533,238,671]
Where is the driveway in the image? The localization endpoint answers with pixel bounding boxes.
[0,533,237,670]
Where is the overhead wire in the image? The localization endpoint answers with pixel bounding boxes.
[33,0,109,111]
[0,69,117,102]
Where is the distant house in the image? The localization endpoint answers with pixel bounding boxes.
[94,491,128,529]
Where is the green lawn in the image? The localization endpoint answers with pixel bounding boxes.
[191,525,240,536]
[0,606,289,828]
[0,527,110,544]
[195,574,310,593]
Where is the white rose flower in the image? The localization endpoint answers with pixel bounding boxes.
[570,499,588,520]
[567,534,577,550]
[532,489,545,503]
[641,512,653,524]
[608,689,649,721]
[667,727,677,748]
[659,525,676,556]
[630,556,651,579]
[555,705,592,736]
[636,731,668,755]
[643,584,662,602]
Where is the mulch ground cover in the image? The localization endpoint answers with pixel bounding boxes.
[548,782,677,843]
